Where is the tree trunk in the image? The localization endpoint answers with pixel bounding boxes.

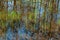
[0,0,1,11]
[1,0,4,12]
[14,0,16,11]
[5,0,8,13]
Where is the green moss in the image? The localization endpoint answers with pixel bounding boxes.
[57,19,60,24]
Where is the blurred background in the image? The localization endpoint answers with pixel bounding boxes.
[0,0,60,40]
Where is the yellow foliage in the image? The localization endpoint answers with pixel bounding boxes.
[0,13,7,22]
